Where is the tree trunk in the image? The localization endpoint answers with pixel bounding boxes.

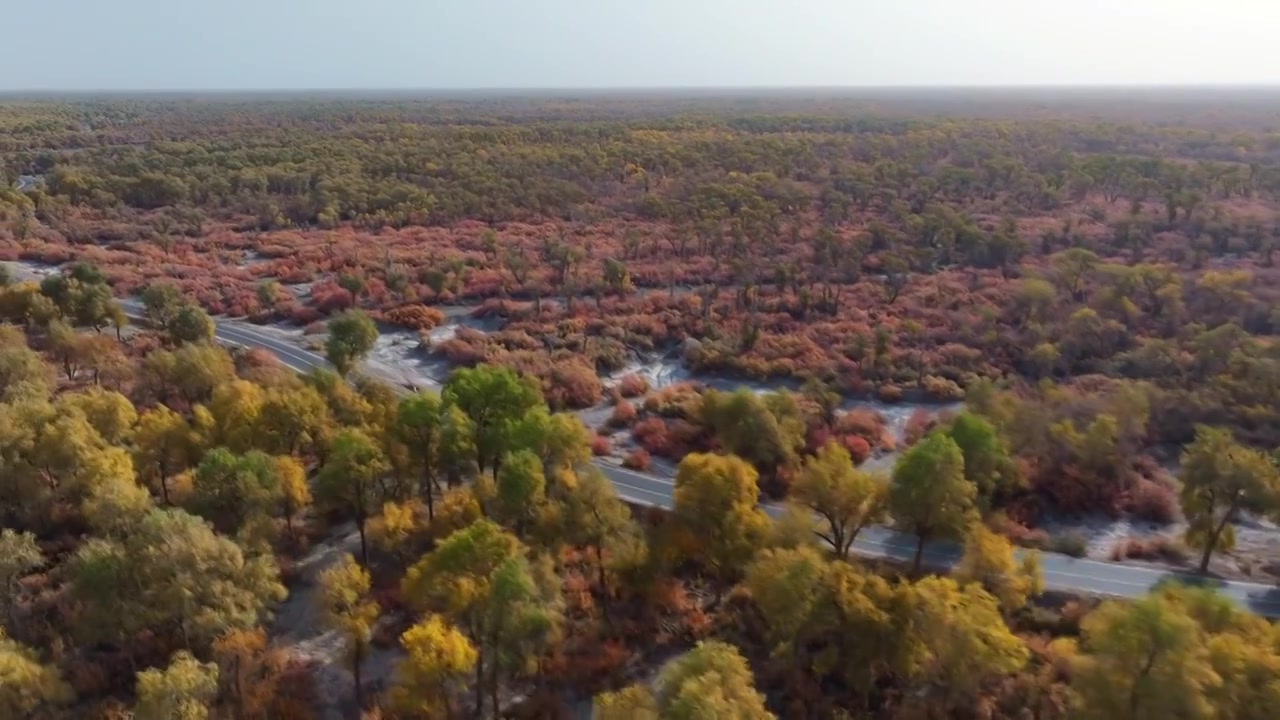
[912,533,928,575]
[1199,498,1239,574]
[158,463,170,505]
[352,642,364,712]
[595,543,611,624]
[489,653,501,720]
[474,652,485,720]
[423,467,436,523]
[357,517,369,566]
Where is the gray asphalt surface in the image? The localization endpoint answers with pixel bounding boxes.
[143,303,1280,618]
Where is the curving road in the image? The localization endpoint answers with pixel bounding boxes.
[164,306,1280,618]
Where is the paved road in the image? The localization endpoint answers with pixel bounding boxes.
[164,306,1280,618]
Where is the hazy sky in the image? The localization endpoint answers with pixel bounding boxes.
[4,0,1278,90]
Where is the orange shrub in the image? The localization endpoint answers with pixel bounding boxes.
[902,408,938,446]
[623,448,652,471]
[590,433,612,456]
[608,400,638,428]
[616,373,650,398]
[1127,477,1179,524]
[877,383,904,402]
[842,435,872,465]
[632,417,671,457]
[1109,536,1187,563]
[385,304,446,331]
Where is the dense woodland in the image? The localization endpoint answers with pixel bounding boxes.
[2,91,1280,718]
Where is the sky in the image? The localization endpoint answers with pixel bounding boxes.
[4,0,1279,90]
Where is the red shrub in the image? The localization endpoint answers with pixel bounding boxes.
[632,417,671,457]
[902,408,937,446]
[289,305,323,326]
[608,401,638,428]
[385,304,446,331]
[541,360,604,410]
[842,435,873,465]
[616,373,651,398]
[1127,477,1180,524]
[1109,536,1188,563]
[435,338,488,366]
[806,425,835,455]
[590,434,612,456]
[666,418,709,456]
[623,449,651,471]
[877,383,904,402]
[312,284,354,313]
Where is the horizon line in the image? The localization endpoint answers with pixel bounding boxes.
[4,83,1280,95]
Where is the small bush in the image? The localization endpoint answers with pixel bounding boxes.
[616,373,651,398]
[590,434,611,456]
[1127,477,1179,524]
[990,512,1051,549]
[877,383,903,402]
[1109,535,1188,563]
[608,400,638,428]
[842,435,872,465]
[632,417,671,456]
[921,374,965,401]
[1047,531,1089,558]
[385,304,446,331]
[623,448,651,471]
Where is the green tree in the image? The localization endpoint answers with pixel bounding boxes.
[141,282,183,331]
[889,434,976,573]
[743,546,829,657]
[490,449,545,538]
[1179,426,1280,573]
[1072,593,1219,720]
[325,309,378,376]
[256,384,331,457]
[743,546,906,701]
[0,530,41,631]
[673,453,769,600]
[82,470,154,537]
[388,615,477,720]
[189,448,282,542]
[438,402,478,487]
[510,407,592,489]
[442,366,541,476]
[170,304,215,345]
[132,405,199,505]
[402,519,559,719]
[396,391,445,521]
[788,441,886,557]
[558,469,641,621]
[702,389,804,478]
[941,412,1020,509]
[134,651,219,720]
[654,641,774,720]
[318,553,380,710]
[68,508,285,657]
[316,429,389,565]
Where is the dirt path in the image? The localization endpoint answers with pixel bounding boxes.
[270,522,402,720]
